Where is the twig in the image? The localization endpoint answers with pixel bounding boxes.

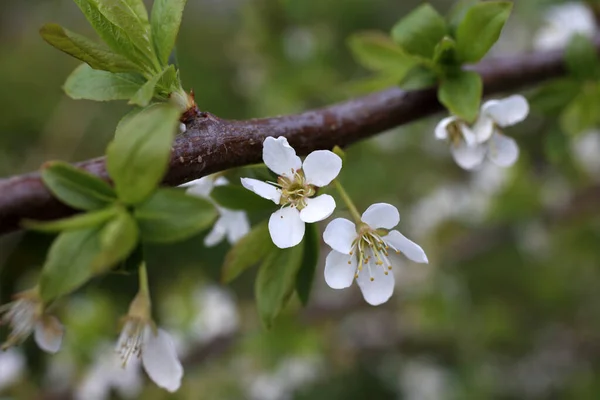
[0,43,586,235]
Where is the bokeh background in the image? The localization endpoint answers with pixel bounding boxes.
[2,0,600,399]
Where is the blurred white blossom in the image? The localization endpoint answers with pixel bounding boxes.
[533,2,596,51]
[570,130,600,178]
[191,285,239,343]
[0,348,25,391]
[400,359,451,400]
[184,176,251,247]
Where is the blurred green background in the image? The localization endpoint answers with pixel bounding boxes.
[2,0,600,399]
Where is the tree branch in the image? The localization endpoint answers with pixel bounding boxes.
[0,45,583,235]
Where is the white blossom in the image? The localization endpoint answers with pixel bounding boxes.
[0,292,63,353]
[322,203,428,306]
[533,2,596,51]
[241,136,342,248]
[116,318,183,393]
[0,348,25,391]
[435,95,529,170]
[184,176,251,246]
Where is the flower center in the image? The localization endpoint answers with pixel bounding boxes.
[447,121,465,146]
[0,298,41,348]
[278,170,316,210]
[117,318,146,366]
[350,225,399,281]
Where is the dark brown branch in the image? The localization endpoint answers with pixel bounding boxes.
[0,45,583,235]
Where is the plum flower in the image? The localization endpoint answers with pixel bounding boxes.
[241,136,342,248]
[436,95,529,170]
[116,293,183,393]
[0,290,64,353]
[183,176,250,247]
[323,203,428,306]
[533,2,596,51]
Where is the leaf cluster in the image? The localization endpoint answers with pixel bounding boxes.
[348,1,513,121]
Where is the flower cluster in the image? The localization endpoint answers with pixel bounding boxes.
[435,95,529,170]
[241,136,342,248]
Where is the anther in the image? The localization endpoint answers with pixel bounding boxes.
[370,277,374,282]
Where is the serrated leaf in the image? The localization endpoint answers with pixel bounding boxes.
[455,1,512,63]
[295,223,320,306]
[222,222,273,283]
[41,161,116,211]
[73,0,155,70]
[106,103,180,204]
[348,31,419,77]
[23,207,118,233]
[39,227,103,301]
[151,0,188,66]
[94,208,139,271]
[64,64,144,101]
[128,67,168,106]
[391,3,447,59]
[565,34,600,81]
[211,185,274,212]
[40,23,140,73]
[135,188,218,243]
[255,244,305,329]
[438,70,482,122]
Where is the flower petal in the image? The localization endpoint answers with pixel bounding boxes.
[222,209,251,244]
[482,95,529,128]
[384,230,428,264]
[356,264,395,306]
[299,194,336,223]
[203,216,227,247]
[323,218,357,254]
[262,136,302,178]
[268,207,305,248]
[182,177,214,198]
[488,132,519,167]
[451,141,486,170]
[33,315,64,354]
[471,114,494,143]
[361,203,399,230]
[142,327,183,393]
[324,250,356,289]
[240,178,281,204]
[435,117,458,140]
[302,150,342,187]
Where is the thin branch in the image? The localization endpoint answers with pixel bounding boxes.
[0,44,586,235]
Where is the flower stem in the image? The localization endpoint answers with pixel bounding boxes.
[138,263,150,300]
[334,180,362,224]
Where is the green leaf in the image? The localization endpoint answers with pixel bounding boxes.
[448,0,479,31]
[529,79,581,115]
[135,188,218,243]
[128,67,168,106]
[40,23,140,73]
[390,3,447,59]
[438,70,482,122]
[343,73,406,95]
[560,84,600,136]
[94,209,139,271]
[433,36,457,66]
[295,223,320,306]
[399,66,438,90]
[64,64,144,101]
[23,207,118,233]
[39,227,102,301]
[565,34,600,81]
[151,0,188,66]
[73,0,155,70]
[106,103,180,204]
[348,32,418,77]
[455,1,512,63]
[211,185,274,212]
[222,222,274,283]
[41,161,116,211]
[255,244,305,329]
